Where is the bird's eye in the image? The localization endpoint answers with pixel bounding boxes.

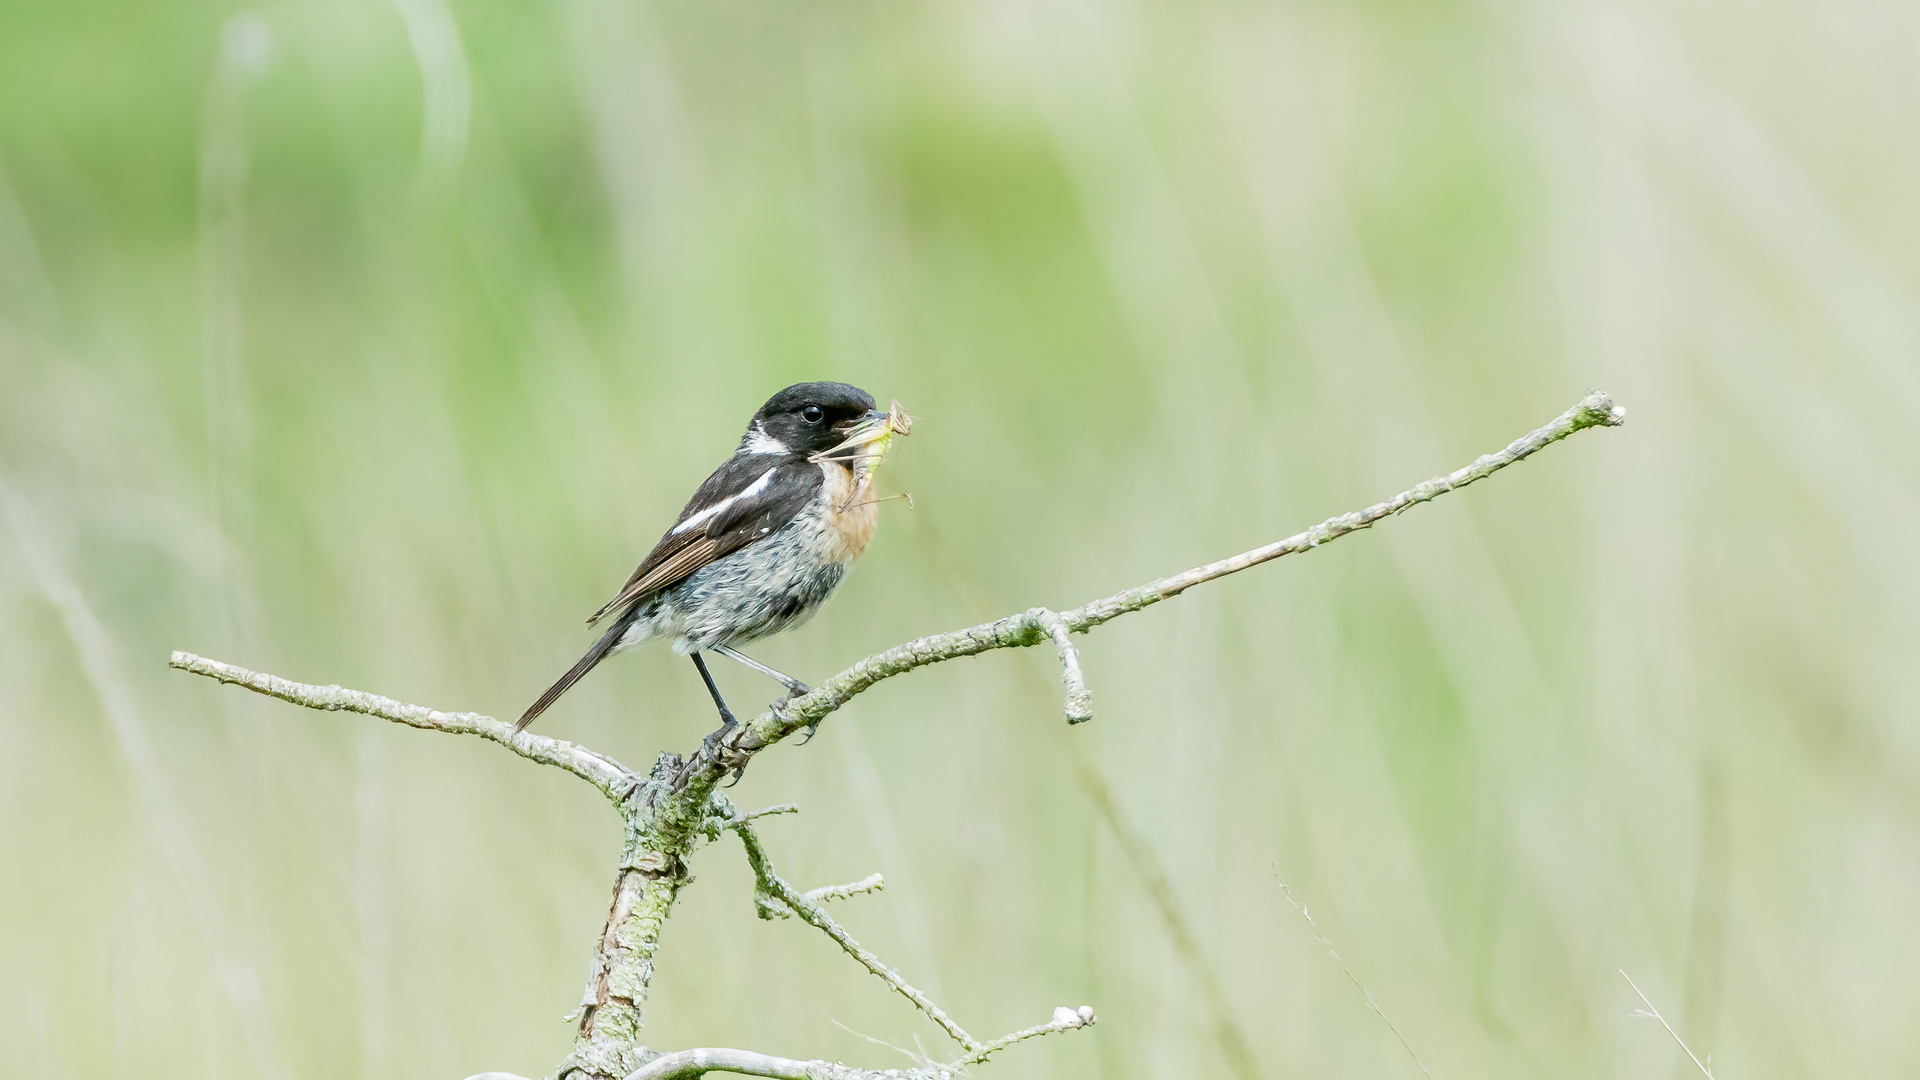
[801,405,825,424]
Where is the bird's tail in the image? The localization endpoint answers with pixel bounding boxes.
[514,610,638,733]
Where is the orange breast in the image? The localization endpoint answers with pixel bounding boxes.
[820,463,879,563]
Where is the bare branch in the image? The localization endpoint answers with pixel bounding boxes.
[679,390,1625,800]
[1123,389,1626,605]
[168,651,632,800]
[164,391,1624,1080]
[625,1046,918,1080]
[625,1047,857,1080]
[732,821,980,1051]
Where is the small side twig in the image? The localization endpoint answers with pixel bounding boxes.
[1031,608,1093,724]
[732,820,980,1052]
[1620,970,1715,1078]
[806,873,886,905]
[1277,879,1432,1078]
[948,1006,1096,1069]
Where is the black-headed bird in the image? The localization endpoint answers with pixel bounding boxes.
[515,381,908,734]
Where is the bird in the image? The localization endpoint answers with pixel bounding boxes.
[515,381,907,735]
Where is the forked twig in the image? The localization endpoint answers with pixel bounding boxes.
[732,819,980,1051]
[720,814,1100,1078]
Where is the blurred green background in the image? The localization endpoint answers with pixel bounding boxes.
[4,0,1918,1076]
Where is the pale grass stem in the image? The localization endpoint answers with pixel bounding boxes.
[1619,969,1715,1078]
[1275,878,1433,1079]
[830,1019,939,1070]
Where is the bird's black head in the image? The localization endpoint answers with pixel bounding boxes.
[748,381,882,457]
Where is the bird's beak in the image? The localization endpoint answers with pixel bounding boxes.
[816,402,911,459]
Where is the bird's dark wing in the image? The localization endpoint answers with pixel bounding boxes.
[515,456,824,732]
[585,455,823,627]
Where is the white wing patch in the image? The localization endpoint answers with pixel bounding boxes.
[671,468,777,535]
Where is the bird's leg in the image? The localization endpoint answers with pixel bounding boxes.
[691,652,750,785]
[690,652,736,729]
[711,644,811,698]
[711,644,824,745]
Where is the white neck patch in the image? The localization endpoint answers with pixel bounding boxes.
[741,423,786,455]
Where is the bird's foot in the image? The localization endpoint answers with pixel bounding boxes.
[770,683,810,713]
[699,712,750,786]
[768,689,820,745]
[701,715,734,746]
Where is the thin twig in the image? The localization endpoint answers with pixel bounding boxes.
[731,821,980,1051]
[947,1007,1096,1068]
[1124,390,1626,606]
[806,873,886,905]
[167,651,631,800]
[1276,879,1432,1078]
[1620,970,1715,1078]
